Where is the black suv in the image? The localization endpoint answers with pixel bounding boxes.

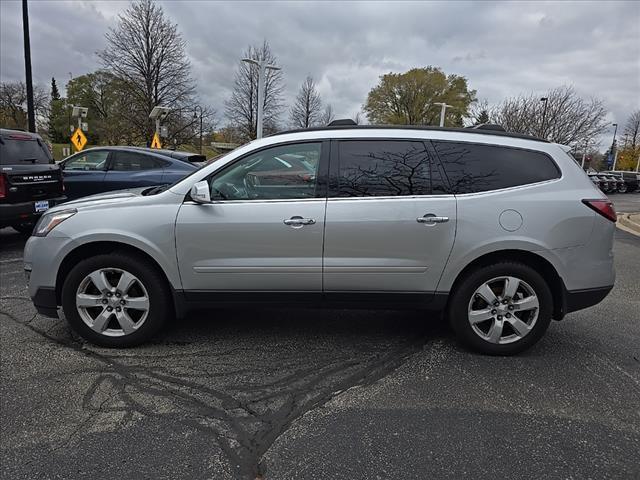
[0,128,66,234]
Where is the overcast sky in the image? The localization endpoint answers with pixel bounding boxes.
[1,0,639,139]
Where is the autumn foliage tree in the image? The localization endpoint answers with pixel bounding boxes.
[363,67,476,126]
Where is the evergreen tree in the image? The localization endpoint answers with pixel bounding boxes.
[47,77,67,143]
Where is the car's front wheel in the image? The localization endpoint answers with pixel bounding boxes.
[448,262,552,355]
[61,253,171,347]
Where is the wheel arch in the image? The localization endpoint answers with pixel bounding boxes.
[445,249,566,320]
[55,241,176,312]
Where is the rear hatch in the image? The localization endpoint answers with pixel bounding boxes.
[0,132,64,203]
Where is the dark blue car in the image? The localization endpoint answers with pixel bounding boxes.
[59,147,202,200]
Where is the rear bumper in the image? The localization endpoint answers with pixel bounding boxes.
[0,196,67,227]
[562,285,613,317]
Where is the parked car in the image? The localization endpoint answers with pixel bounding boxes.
[24,123,616,355]
[59,147,199,201]
[597,174,615,193]
[610,170,639,193]
[136,148,207,166]
[587,173,605,191]
[600,173,623,193]
[0,128,66,234]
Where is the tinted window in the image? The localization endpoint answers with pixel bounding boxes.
[209,143,321,200]
[337,140,444,197]
[111,152,161,171]
[64,150,109,171]
[433,141,560,193]
[0,135,52,165]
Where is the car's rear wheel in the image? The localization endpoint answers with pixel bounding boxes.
[61,253,170,347]
[618,183,628,193]
[448,262,552,355]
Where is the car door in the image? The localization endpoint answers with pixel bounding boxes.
[60,149,110,200]
[104,151,166,191]
[323,139,457,298]
[175,141,328,293]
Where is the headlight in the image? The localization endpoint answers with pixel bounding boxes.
[33,209,77,237]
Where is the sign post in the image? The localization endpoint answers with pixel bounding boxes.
[71,127,87,152]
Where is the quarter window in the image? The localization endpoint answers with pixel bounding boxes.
[209,143,321,200]
[337,140,443,197]
[433,141,560,194]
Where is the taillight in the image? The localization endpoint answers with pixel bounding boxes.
[0,173,6,199]
[582,199,617,222]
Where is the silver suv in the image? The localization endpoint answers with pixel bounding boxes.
[23,125,616,354]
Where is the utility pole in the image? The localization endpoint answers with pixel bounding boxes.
[540,97,548,139]
[22,0,35,132]
[610,123,618,171]
[581,138,589,169]
[433,102,454,127]
[194,105,203,154]
[242,58,281,139]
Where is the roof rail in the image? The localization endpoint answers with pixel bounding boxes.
[267,124,549,143]
[328,119,357,126]
[465,123,506,132]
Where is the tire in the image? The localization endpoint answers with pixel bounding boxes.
[448,261,552,355]
[12,222,35,235]
[618,184,627,193]
[61,252,171,347]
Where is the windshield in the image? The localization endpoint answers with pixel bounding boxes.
[0,135,53,165]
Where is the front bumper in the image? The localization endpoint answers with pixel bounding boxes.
[0,196,67,227]
[31,287,59,318]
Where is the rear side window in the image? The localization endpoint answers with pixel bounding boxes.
[433,141,560,194]
[110,152,162,171]
[0,135,52,165]
[337,140,445,197]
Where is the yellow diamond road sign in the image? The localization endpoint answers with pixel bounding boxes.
[151,133,162,149]
[71,127,87,151]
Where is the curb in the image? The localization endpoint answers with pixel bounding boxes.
[617,213,640,236]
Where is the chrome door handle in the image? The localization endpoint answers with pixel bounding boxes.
[283,216,316,227]
[417,214,449,224]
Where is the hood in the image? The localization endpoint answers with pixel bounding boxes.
[50,187,148,212]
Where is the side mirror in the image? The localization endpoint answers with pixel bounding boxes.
[190,180,211,203]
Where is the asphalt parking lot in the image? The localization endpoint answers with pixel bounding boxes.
[1,193,639,480]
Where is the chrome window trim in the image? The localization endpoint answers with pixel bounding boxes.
[327,194,455,202]
[183,197,327,206]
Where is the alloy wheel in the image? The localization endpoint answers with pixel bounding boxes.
[75,268,150,337]
[467,276,539,344]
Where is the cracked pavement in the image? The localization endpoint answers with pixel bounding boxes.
[1,212,639,479]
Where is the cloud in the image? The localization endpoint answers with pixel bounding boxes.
[1,0,638,137]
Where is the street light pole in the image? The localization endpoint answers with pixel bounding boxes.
[540,97,548,139]
[242,58,281,139]
[193,105,203,154]
[22,0,35,132]
[610,123,618,171]
[433,102,454,127]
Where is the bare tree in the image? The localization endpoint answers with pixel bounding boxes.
[493,86,608,146]
[290,76,322,128]
[0,81,49,132]
[320,104,335,125]
[98,0,196,143]
[623,109,640,149]
[225,40,285,141]
[352,110,364,125]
